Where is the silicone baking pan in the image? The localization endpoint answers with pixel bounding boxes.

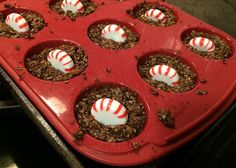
[0,0,236,166]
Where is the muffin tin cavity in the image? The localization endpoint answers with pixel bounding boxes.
[182,28,232,60]
[127,2,177,27]
[74,84,146,142]
[88,20,139,50]
[49,0,97,20]
[138,52,197,93]
[0,8,46,38]
[24,40,88,81]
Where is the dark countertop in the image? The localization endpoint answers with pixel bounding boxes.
[166,0,236,37]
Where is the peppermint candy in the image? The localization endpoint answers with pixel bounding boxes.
[149,65,179,86]
[61,0,84,14]
[189,37,215,52]
[91,98,128,126]
[101,24,127,43]
[47,49,75,73]
[5,13,29,33]
[145,9,166,23]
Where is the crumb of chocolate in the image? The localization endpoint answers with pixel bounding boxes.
[105,67,111,73]
[131,142,141,150]
[157,0,166,3]
[199,79,207,83]
[27,34,35,40]
[15,45,21,51]
[82,72,87,80]
[18,72,24,80]
[150,89,159,96]
[4,3,15,9]
[71,16,76,21]
[50,28,54,34]
[16,66,23,70]
[74,130,84,140]
[94,78,100,84]
[157,109,175,128]
[196,90,208,95]
[126,9,132,14]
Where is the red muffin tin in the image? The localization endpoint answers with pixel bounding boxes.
[0,0,236,166]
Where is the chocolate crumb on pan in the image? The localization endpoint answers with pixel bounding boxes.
[105,67,111,73]
[150,88,159,96]
[135,55,139,60]
[50,28,54,34]
[94,78,100,84]
[199,79,207,83]
[157,109,175,128]
[14,45,21,51]
[131,142,141,150]
[75,85,146,142]
[88,23,139,50]
[25,44,88,81]
[182,30,232,60]
[138,54,197,93]
[127,2,176,27]
[50,0,97,20]
[4,3,15,9]
[82,72,88,80]
[74,130,84,140]
[16,66,23,70]
[17,71,25,80]
[196,90,208,95]
[0,11,46,38]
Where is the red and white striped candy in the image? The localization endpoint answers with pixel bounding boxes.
[149,65,179,86]
[145,9,166,23]
[47,49,75,73]
[91,98,128,126]
[5,13,29,33]
[61,0,84,14]
[189,37,215,52]
[101,24,127,43]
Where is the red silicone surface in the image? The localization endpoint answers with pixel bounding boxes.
[0,0,236,166]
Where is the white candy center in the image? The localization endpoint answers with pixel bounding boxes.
[145,9,166,23]
[189,37,215,52]
[61,0,84,14]
[91,98,128,126]
[149,65,179,86]
[5,13,29,33]
[101,24,127,43]
[47,49,75,73]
